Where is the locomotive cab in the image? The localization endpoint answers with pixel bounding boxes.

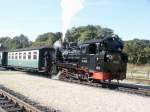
[80,37,127,81]
[80,43,97,71]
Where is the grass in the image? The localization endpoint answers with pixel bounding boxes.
[127,64,150,78]
[126,64,150,85]
[127,64,150,73]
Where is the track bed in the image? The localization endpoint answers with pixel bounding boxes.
[0,71,150,112]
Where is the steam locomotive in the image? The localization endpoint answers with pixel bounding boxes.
[0,36,128,83]
[53,37,128,83]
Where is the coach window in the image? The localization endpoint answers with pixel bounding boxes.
[12,53,14,59]
[8,53,11,59]
[19,52,22,60]
[15,53,18,59]
[23,53,26,60]
[28,52,31,60]
[33,52,37,60]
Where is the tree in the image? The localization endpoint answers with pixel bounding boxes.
[0,37,12,49]
[32,32,61,47]
[11,34,31,49]
[124,39,150,64]
[65,25,115,42]
[0,35,31,50]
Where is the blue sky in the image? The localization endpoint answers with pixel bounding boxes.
[0,0,150,41]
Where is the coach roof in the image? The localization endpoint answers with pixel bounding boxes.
[7,45,54,52]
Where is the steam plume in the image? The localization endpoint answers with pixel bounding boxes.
[61,0,85,42]
[52,71,62,80]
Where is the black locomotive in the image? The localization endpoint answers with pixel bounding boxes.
[53,37,128,82]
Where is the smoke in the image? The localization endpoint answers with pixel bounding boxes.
[61,0,85,42]
[53,40,62,48]
[52,71,62,80]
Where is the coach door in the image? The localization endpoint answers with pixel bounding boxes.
[2,52,8,66]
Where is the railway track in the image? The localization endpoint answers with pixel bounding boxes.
[118,87,150,96]
[0,89,41,112]
[58,76,150,97]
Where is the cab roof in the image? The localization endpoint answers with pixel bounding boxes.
[82,37,120,44]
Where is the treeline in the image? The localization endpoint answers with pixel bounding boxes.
[124,39,150,65]
[0,34,31,50]
[0,25,150,65]
[0,32,62,50]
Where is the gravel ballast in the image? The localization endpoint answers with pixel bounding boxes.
[0,71,150,112]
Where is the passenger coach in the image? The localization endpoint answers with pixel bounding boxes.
[7,46,55,72]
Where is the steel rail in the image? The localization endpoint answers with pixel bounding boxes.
[0,89,42,112]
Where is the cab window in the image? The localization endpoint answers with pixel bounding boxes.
[88,43,97,54]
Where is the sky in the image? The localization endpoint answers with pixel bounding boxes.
[0,0,150,41]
